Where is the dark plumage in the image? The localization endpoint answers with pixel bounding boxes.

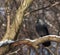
[36,19,51,47]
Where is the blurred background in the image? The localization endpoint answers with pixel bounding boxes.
[0,0,60,55]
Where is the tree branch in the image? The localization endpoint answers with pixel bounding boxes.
[0,0,33,55]
[11,35,60,47]
[2,0,33,41]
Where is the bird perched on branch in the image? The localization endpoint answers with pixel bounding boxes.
[36,19,51,47]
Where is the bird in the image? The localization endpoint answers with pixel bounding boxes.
[36,19,51,47]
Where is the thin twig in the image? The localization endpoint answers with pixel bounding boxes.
[45,47,54,55]
[24,2,60,16]
[6,48,20,55]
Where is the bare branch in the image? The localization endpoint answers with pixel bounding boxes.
[2,0,33,41]
[10,35,60,49]
[25,2,60,16]
[45,47,54,55]
[0,0,33,55]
